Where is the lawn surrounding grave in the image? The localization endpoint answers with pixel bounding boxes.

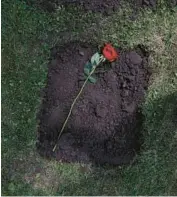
[1,0,177,195]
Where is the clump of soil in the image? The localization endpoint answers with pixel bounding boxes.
[27,0,158,13]
[37,42,151,165]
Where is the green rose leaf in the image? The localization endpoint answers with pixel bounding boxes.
[84,67,90,76]
[85,61,92,70]
[84,58,98,83]
[83,75,96,83]
[88,75,97,83]
[84,67,97,83]
[91,52,101,65]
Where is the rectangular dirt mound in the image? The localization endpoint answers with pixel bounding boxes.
[37,42,151,165]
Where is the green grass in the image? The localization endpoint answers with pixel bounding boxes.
[2,0,177,195]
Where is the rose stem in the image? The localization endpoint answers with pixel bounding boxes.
[52,57,105,152]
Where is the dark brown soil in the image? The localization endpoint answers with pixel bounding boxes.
[37,42,151,165]
[27,0,177,14]
[27,0,159,13]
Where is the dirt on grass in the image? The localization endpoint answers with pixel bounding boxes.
[27,0,177,14]
[37,42,151,165]
[27,0,160,13]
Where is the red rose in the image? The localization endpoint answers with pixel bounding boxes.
[102,43,119,62]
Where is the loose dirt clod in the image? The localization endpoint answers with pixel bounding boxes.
[37,42,151,165]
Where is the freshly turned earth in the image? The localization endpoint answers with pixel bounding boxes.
[27,0,159,13]
[37,42,151,165]
[27,0,177,13]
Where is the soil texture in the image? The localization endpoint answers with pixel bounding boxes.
[37,42,151,165]
[27,0,160,13]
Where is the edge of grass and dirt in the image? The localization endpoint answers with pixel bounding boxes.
[2,0,177,195]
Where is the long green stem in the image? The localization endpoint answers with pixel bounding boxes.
[52,58,104,152]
